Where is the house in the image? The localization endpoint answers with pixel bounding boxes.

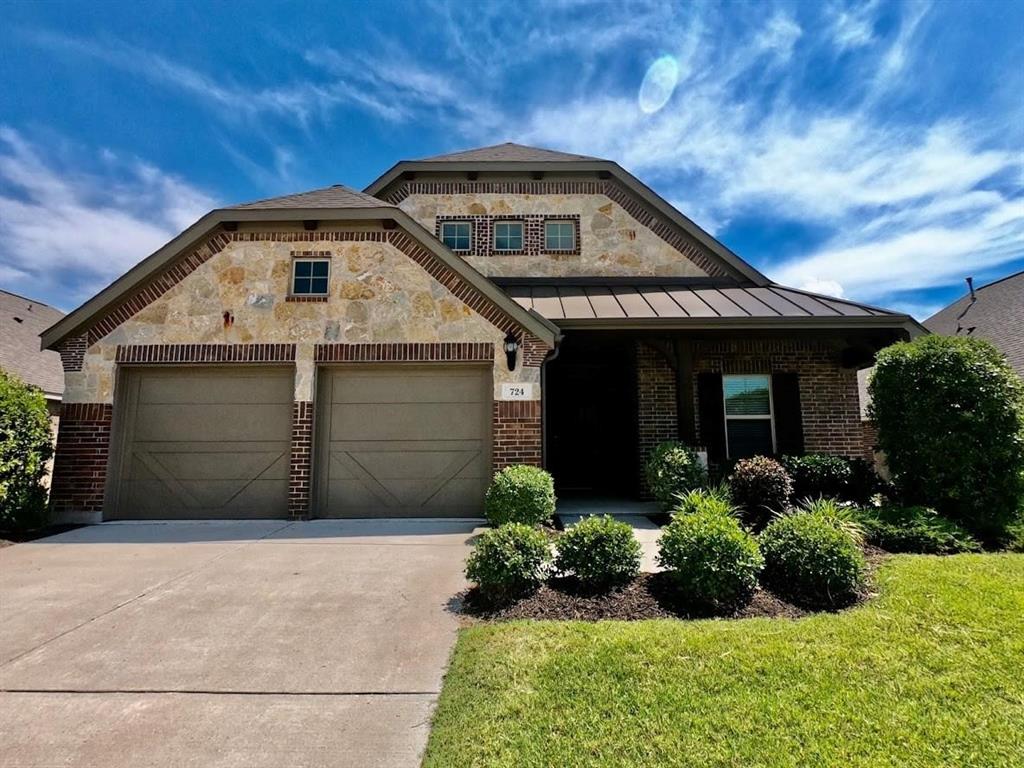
[40,143,921,522]
[924,271,1023,378]
[1,289,65,414]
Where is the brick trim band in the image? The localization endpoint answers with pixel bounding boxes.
[116,344,297,364]
[384,179,730,278]
[57,334,88,373]
[288,401,313,519]
[315,342,494,363]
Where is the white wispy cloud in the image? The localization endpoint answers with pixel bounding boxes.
[0,128,216,309]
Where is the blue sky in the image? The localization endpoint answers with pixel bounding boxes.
[1,0,1022,319]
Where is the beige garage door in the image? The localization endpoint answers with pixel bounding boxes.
[111,367,292,519]
[316,366,492,518]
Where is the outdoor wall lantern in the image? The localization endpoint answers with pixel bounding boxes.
[504,332,520,371]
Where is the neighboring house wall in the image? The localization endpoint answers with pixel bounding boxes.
[49,223,544,521]
[395,183,717,278]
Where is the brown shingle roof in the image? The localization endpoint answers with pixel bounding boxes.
[418,142,600,163]
[229,184,389,210]
[924,271,1024,377]
[0,290,64,398]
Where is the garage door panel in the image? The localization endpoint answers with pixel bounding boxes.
[334,373,487,404]
[133,405,291,442]
[112,368,292,520]
[318,365,491,518]
[328,403,484,441]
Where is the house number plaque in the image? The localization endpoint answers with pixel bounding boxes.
[500,383,534,401]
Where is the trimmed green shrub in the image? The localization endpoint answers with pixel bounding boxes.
[671,485,736,519]
[555,515,641,590]
[0,372,54,532]
[869,335,1024,542]
[728,456,793,530]
[857,506,981,554]
[781,454,885,505]
[484,465,556,527]
[465,523,552,601]
[760,512,865,608]
[798,497,866,545]
[644,442,707,510]
[657,510,764,610]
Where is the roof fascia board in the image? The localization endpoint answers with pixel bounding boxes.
[43,207,557,350]
[365,159,769,286]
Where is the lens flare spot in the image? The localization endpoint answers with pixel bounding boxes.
[638,55,679,114]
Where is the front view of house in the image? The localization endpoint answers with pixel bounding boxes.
[42,143,920,522]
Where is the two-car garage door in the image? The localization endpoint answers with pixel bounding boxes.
[109,365,491,519]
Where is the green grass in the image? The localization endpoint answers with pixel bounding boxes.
[424,555,1024,767]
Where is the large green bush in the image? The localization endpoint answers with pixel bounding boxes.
[644,442,707,509]
[857,505,980,554]
[0,372,54,531]
[657,509,763,610]
[760,512,865,609]
[728,456,793,530]
[782,454,884,505]
[465,523,552,602]
[554,515,641,590]
[870,335,1024,542]
[484,465,556,526]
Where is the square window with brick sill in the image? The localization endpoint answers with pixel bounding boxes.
[493,221,524,251]
[545,220,575,251]
[292,259,330,296]
[441,221,472,251]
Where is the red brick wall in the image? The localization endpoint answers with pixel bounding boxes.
[49,403,112,520]
[691,338,862,458]
[493,400,542,470]
[636,343,678,491]
[288,401,313,519]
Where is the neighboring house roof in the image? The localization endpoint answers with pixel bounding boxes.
[418,142,600,163]
[0,289,64,399]
[497,278,922,334]
[924,271,1024,377]
[364,142,770,286]
[40,192,560,351]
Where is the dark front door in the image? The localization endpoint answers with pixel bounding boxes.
[546,335,638,497]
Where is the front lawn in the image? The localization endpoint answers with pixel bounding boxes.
[425,554,1024,767]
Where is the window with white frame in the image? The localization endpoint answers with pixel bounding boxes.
[291,259,330,295]
[544,220,575,250]
[493,221,524,251]
[440,221,472,251]
[723,374,775,458]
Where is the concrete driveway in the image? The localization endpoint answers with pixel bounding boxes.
[0,519,477,768]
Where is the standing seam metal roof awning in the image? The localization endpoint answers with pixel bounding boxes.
[497,281,917,330]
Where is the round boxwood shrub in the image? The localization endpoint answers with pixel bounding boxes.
[728,456,793,530]
[657,509,764,610]
[0,371,54,532]
[465,523,552,602]
[644,441,708,509]
[870,334,1024,542]
[555,515,641,590]
[760,512,865,608]
[857,505,980,554]
[484,465,556,526]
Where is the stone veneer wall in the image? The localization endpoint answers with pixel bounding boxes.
[397,187,716,278]
[50,224,547,520]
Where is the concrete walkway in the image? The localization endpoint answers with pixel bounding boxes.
[0,519,479,768]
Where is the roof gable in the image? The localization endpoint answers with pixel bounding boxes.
[418,142,600,163]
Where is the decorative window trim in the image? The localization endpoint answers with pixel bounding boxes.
[291,257,331,297]
[440,221,473,252]
[722,373,776,458]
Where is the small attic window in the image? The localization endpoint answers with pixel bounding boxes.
[493,221,524,251]
[440,221,472,251]
[291,259,330,296]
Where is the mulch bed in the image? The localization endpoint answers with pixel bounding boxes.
[457,547,892,623]
[0,524,84,548]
